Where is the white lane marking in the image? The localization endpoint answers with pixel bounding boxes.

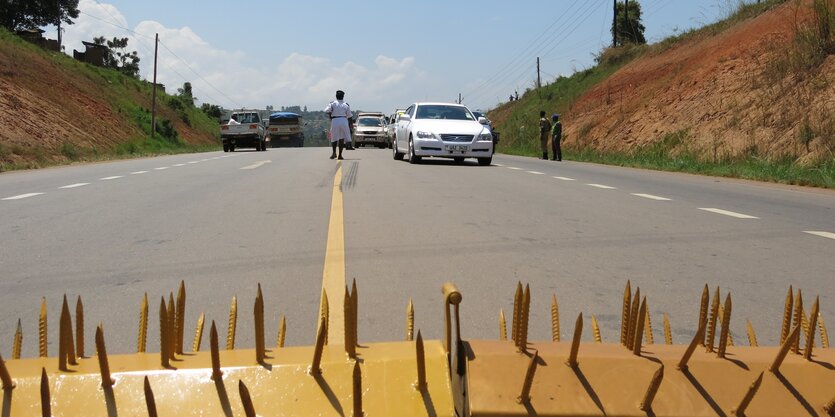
[493,163,504,167]
[553,176,575,181]
[526,171,545,175]
[241,160,272,170]
[200,159,211,162]
[804,231,835,240]
[632,193,671,201]
[587,183,617,189]
[2,192,44,200]
[59,183,90,189]
[188,161,199,164]
[173,163,186,167]
[131,171,148,175]
[698,208,759,219]
[211,157,221,160]
[507,167,523,170]
[100,176,123,180]
[154,167,169,170]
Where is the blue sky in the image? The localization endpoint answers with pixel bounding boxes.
[55,0,738,112]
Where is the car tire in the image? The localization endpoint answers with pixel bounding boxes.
[393,141,404,160]
[408,137,421,164]
[477,157,492,166]
[223,143,229,152]
[230,145,235,152]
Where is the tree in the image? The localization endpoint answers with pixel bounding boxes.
[0,0,79,32]
[612,0,646,45]
[93,36,140,78]
[177,82,195,106]
[200,103,223,119]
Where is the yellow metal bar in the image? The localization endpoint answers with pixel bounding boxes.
[780,286,793,344]
[627,287,641,351]
[13,318,22,360]
[138,293,148,353]
[820,311,830,349]
[633,297,646,356]
[663,313,673,345]
[677,319,705,371]
[158,297,169,369]
[277,315,286,348]
[227,295,237,350]
[792,289,804,354]
[95,325,114,388]
[551,294,560,342]
[698,284,709,346]
[639,364,664,412]
[706,286,720,352]
[210,321,222,381]
[520,284,530,351]
[310,316,327,375]
[167,293,176,359]
[512,282,522,346]
[406,298,414,341]
[804,297,819,361]
[645,302,654,345]
[415,330,427,391]
[255,285,266,364]
[192,313,205,352]
[176,281,186,356]
[344,287,356,359]
[770,324,800,373]
[321,165,346,344]
[75,296,84,359]
[39,298,47,358]
[717,293,732,358]
[621,280,631,346]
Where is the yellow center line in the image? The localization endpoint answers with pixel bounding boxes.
[321,164,345,342]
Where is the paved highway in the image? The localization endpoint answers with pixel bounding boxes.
[1,148,832,357]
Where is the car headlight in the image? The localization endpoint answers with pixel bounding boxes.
[478,132,493,141]
[416,131,435,139]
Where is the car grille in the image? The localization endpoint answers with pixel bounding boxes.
[362,131,378,135]
[440,134,474,142]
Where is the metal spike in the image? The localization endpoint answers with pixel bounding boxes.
[210,321,222,380]
[76,296,84,358]
[40,367,50,417]
[255,285,266,364]
[62,295,77,366]
[176,281,186,355]
[415,330,426,391]
[277,315,286,348]
[746,320,758,347]
[227,295,237,350]
[352,360,363,417]
[319,289,330,346]
[780,286,793,344]
[566,313,583,368]
[58,297,68,371]
[627,288,641,351]
[159,297,170,369]
[717,293,732,358]
[39,297,47,358]
[13,318,22,359]
[96,325,114,387]
[192,313,205,352]
[792,289,804,354]
[144,376,158,417]
[519,284,530,351]
[512,282,522,345]
[0,352,14,390]
[803,297,820,361]
[344,287,356,359]
[801,306,811,349]
[706,286,720,352]
[731,371,764,417]
[677,320,705,371]
[824,395,835,415]
[621,280,632,346]
[167,293,176,359]
[639,365,664,412]
[517,350,539,404]
[633,297,647,356]
[309,315,327,376]
[770,324,801,373]
[820,311,830,349]
[551,293,560,342]
[138,293,148,353]
[406,298,414,341]
[644,303,654,345]
[499,308,507,341]
[239,380,256,417]
[663,313,672,345]
[698,284,709,346]
[591,315,602,343]
[351,278,358,347]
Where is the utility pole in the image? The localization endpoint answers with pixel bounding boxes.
[624,0,629,41]
[536,57,541,90]
[613,0,617,47]
[57,20,62,51]
[150,33,159,139]
[458,93,462,104]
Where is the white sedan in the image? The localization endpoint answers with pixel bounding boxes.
[393,102,494,165]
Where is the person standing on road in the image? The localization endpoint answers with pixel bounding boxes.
[324,90,352,160]
[538,110,551,160]
[551,113,562,161]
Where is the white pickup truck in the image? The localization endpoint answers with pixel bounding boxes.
[220,110,268,152]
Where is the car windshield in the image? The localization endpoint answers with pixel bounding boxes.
[235,113,259,123]
[358,118,382,127]
[415,105,474,121]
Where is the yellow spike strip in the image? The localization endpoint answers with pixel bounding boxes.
[76,296,84,358]
[13,318,22,359]
[144,376,158,417]
[176,280,186,355]
[731,371,765,417]
[633,297,647,356]
[551,293,560,342]
[644,303,654,345]
[747,319,759,347]
[627,287,641,351]
[663,313,672,345]
[40,367,50,417]
[0,352,14,390]
[309,315,327,376]
[512,282,522,345]
[770,324,801,373]
[192,313,205,352]
[227,295,238,351]
[210,321,222,381]
[239,380,256,417]
[517,350,539,405]
[138,293,148,353]
[566,313,583,368]
[639,364,664,412]
[255,284,266,364]
[706,286,720,353]
[344,287,356,359]
[803,297,820,361]
[320,289,330,346]
[39,297,47,358]
[677,320,706,371]
[415,330,427,391]
[792,289,804,354]
[277,315,286,348]
[352,360,363,417]
[499,309,507,341]
[406,298,414,341]
[820,311,830,349]
[620,280,632,346]
[62,295,77,366]
[698,284,709,346]
[519,284,531,352]
[780,286,793,344]
[351,278,358,347]
[158,297,170,369]
[167,293,176,359]
[591,315,602,343]
[717,293,732,359]
[95,324,114,388]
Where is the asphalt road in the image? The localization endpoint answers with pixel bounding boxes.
[1,148,833,357]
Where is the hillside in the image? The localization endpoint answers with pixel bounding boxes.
[491,0,834,187]
[0,28,219,171]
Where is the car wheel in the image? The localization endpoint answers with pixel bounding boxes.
[230,145,235,152]
[453,157,465,164]
[223,143,229,152]
[408,137,421,164]
[393,140,404,160]
[478,157,492,166]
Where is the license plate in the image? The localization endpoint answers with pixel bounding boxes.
[445,145,469,152]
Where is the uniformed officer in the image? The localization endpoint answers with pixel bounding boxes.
[538,110,551,160]
[324,90,353,160]
[551,113,562,161]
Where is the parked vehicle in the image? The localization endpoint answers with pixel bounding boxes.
[353,112,389,148]
[221,110,267,152]
[393,102,494,165]
[472,110,499,145]
[267,112,304,147]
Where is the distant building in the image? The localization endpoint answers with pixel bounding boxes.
[73,41,107,67]
[16,28,59,52]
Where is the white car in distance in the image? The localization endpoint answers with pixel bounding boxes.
[393,103,494,165]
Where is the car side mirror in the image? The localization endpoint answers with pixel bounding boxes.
[400,114,411,122]
[478,117,488,125]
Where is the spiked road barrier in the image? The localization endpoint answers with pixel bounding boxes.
[2,281,833,416]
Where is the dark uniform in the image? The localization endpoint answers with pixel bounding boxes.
[551,114,562,161]
[539,112,551,160]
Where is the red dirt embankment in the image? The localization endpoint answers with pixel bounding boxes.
[565,2,834,163]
